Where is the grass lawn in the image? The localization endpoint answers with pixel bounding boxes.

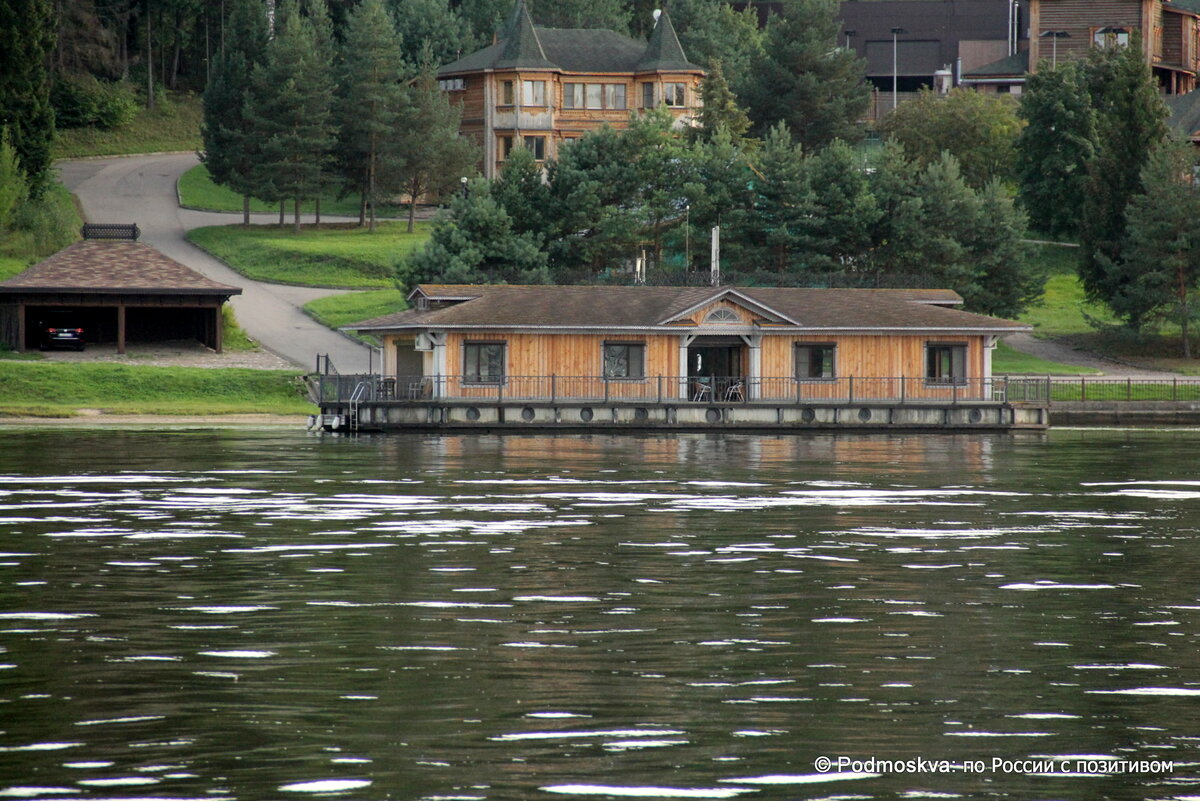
[304,289,407,342]
[178,164,411,219]
[0,256,31,281]
[0,362,314,417]
[52,93,202,159]
[187,222,428,288]
[991,340,1100,375]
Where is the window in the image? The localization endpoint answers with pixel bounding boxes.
[464,342,505,383]
[664,83,687,107]
[523,80,546,105]
[501,80,515,105]
[704,307,741,323]
[499,135,515,159]
[523,135,546,160]
[1093,26,1130,48]
[642,82,655,108]
[585,83,603,109]
[926,343,967,384]
[795,344,837,380]
[438,78,464,91]
[564,82,585,108]
[605,84,626,110]
[603,342,645,379]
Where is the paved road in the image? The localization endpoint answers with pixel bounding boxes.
[57,153,372,373]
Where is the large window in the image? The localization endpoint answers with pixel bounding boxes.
[605,83,627,109]
[926,343,967,384]
[501,80,515,105]
[664,83,687,107]
[523,135,546,160]
[464,342,506,383]
[642,82,655,108]
[795,343,836,380]
[523,80,546,105]
[1092,26,1130,48]
[603,342,645,379]
[564,83,628,110]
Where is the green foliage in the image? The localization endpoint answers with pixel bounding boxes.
[492,146,551,237]
[0,362,313,416]
[304,288,407,337]
[967,180,1043,318]
[187,222,429,288]
[1118,139,1200,355]
[878,88,1022,189]
[406,180,549,285]
[671,0,765,95]
[50,74,139,130]
[0,182,80,263]
[529,0,631,33]
[1015,62,1096,238]
[179,164,406,218]
[52,91,203,158]
[0,0,57,193]
[990,340,1100,376]
[387,0,476,67]
[741,0,869,150]
[0,129,28,230]
[735,124,816,277]
[695,61,751,142]
[1078,38,1171,329]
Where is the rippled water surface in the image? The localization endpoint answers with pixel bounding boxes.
[1,428,1199,800]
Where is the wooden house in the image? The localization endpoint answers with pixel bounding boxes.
[309,284,1047,432]
[436,0,704,178]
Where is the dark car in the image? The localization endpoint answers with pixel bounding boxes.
[39,312,86,351]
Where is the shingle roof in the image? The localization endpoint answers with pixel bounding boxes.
[0,240,242,296]
[962,50,1028,78]
[1166,0,1200,16]
[438,2,702,76]
[1167,88,1200,136]
[352,284,1027,333]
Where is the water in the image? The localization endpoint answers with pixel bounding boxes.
[0,427,1198,800]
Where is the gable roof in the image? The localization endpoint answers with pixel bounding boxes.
[438,1,702,76]
[961,49,1028,79]
[354,284,1026,334]
[1168,88,1200,137]
[0,240,242,296]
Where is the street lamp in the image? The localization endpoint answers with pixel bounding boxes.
[460,176,468,198]
[891,27,907,111]
[843,29,856,51]
[1039,30,1070,68]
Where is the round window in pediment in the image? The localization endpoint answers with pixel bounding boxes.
[703,307,741,324]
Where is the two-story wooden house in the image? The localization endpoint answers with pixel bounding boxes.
[436,0,705,178]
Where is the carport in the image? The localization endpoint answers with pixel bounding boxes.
[0,232,241,353]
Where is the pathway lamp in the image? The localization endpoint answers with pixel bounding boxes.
[1040,30,1070,68]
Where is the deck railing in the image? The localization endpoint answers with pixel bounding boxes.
[313,374,1031,405]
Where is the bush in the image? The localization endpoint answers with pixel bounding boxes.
[51,74,140,130]
[4,184,80,258]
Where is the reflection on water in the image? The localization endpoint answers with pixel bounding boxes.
[0,428,1198,800]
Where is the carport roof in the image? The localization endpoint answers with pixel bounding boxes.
[0,240,242,296]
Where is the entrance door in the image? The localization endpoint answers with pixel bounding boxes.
[687,341,743,401]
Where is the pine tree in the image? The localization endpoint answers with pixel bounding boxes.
[805,140,878,273]
[335,0,409,232]
[737,123,815,278]
[741,0,869,150]
[201,0,269,224]
[243,0,336,234]
[670,0,764,96]
[394,68,480,233]
[1014,62,1096,239]
[387,0,474,67]
[0,127,28,230]
[0,0,56,195]
[492,146,550,239]
[529,0,630,33]
[1119,140,1200,354]
[695,61,751,142]
[966,180,1042,318]
[1077,36,1170,328]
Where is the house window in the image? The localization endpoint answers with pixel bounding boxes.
[438,78,465,91]
[926,343,967,384]
[564,83,585,108]
[523,80,546,105]
[603,342,645,379]
[1093,26,1130,48]
[499,135,515,159]
[464,342,505,384]
[501,80,515,105]
[523,135,546,160]
[642,82,655,108]
[795,344,837,380]
[606,83,627,109]
[664,83,687,107]
[704,307,740,323]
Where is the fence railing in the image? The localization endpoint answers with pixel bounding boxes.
[1005,376,1200,403]
[313,374,1030,405]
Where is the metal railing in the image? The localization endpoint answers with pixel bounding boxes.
[312,374,1032,405]
[1005,376,1200,404]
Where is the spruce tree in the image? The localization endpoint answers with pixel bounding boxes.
[243,0,336,234]
[0,0,56,195]
[0,128,28,230]
[201,0,269,224]
[696,61,751,142]
[335,0,409,231]
[737,123,815,278]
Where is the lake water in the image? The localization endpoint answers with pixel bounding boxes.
[1,427,1199,801]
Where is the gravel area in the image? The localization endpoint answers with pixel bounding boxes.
[34,340,298,370]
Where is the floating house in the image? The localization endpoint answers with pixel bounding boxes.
[311,284,1046,431]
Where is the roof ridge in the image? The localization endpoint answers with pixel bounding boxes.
[637,6,699,72]
[495,0,556,70]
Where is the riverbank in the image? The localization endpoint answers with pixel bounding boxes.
[0,413,307,428]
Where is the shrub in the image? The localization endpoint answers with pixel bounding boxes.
[51,74,139,130]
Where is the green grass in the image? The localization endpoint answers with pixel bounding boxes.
[178,164,409,219]
[304,289,406,344]
[991,340,1100,375]
[51,93,203,159]
[0,362,314,417]
[187,222,428,288]
[0,255,31,281]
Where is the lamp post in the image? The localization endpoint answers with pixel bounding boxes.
[891,27,907,111]
[1039,30,1070,68]
[843,29,856,50]
[460,176,468,199]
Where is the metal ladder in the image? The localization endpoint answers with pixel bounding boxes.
[347,381,367,432]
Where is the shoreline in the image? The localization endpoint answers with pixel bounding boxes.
[0,413,307,428]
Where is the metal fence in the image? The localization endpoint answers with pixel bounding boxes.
[1004,376,1200,404]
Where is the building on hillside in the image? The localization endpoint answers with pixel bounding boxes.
[0,225,242,354]
[436,0,704,178]
[306,284,1047,432]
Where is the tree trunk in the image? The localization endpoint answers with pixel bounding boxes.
[293,198,301,235]
[279,200,285,226]
[407,179,419,233]
[146,7,155,110]
[358,191,366,228]
[368,159,376,233]
[1185,315,1192,360]
[242,194,250,225]
[314,197,321,228]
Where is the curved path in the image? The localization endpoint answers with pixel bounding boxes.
[57,153,372,373]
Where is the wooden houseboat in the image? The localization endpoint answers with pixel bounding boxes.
[309,284,1048,431]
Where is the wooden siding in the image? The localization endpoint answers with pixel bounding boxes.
[684,298,766,326]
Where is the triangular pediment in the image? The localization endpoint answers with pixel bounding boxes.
[658,288,798,326]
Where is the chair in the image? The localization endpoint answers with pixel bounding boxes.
[407,379,427,399]
[692,378,712,402]
[375,378,396,399]
[725,381,744,402]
